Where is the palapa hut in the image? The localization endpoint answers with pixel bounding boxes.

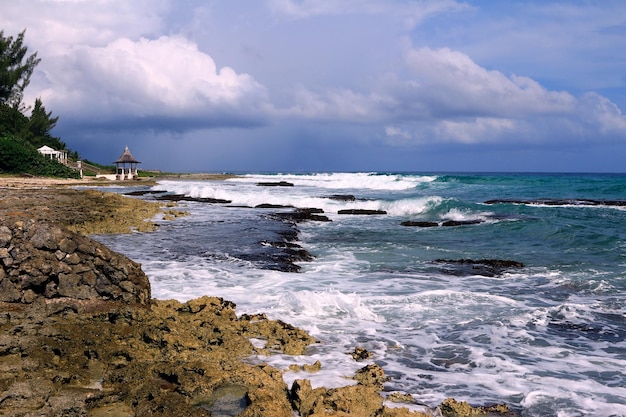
[115,146,141,180]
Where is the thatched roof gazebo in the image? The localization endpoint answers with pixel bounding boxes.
[115,146,141,180]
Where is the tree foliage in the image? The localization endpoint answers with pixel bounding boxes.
[22,98,65,149]
[0,134,79,178]
[0,29,78,177]
[0,30,40,107]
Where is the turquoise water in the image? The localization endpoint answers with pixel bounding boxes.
[95,172,626,416]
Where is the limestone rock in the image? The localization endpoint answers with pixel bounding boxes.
[0,218,150,305]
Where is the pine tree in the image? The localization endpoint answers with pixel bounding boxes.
[0,29,41,108]
[24,97,64,149]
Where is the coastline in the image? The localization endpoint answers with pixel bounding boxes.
[0,172,237,190]
[0,175,516,416]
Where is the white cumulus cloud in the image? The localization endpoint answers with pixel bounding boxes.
[38,35,269,128]
[404,47,577,118]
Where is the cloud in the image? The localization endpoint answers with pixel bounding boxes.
[576,92,626,134]
[267,0,469,27]
[1,0,168,49]
[404,47,577,118]
[283,86,396,122]
[5,0,626,172]
[38,35,270,129]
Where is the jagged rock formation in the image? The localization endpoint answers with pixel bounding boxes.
[0,218,150,305]
[0,215,318,416]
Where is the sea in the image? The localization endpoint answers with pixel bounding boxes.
[92,172,626,417]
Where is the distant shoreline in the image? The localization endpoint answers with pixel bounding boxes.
[154,172,240,181]
[0,172,238,189]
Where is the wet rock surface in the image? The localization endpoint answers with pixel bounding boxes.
[433,259,525,277]
[338,209,387,215]
[0,219,150,305]
[154,193,232,204]
[484,198,626,207]
[0,204,318,416]
[269,208,331,223]
[256,181,294,187]
[401,220,484,227]
[0,295,317,416]
[0,188,163,235]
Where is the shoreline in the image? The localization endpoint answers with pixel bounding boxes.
[0,175,516,416]
[0,172,238,189]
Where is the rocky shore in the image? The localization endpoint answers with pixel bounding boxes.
[0,178,517,416]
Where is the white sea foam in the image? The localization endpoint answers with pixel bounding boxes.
[277,289,382,322]
[440,207,495,222]
[154,179,445,217]
[231,172,437,190]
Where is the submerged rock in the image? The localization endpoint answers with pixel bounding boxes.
[484,198,626,207]
[256,181,294,187]
[441,219,483,227]
[271,208,331,222]
[401,220,483,227]
[338,209,387,215]
[155,194,231,204]
[401,221,439,227]
[433,259,524,277]
[124,190,167,196]
[326,194,356,201]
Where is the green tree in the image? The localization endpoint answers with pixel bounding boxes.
[23,97,65,150]
[0,29,80,177]
[0,29,40,108]
[0,102,28,136]
[0,134,79,178]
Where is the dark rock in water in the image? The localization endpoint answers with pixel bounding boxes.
[326,194,356,201]
[302,208,324,214]
[155,194,231,204]
[441,219,483,226]
[261,241,314,263]
[271,208,331,222]
[433,259,524,277]
[277,227,299,243]
[484,198,626,207]
[546,311,626,343]
[256,181,294,187]
[401,220,483,227]
[232,218,314,272]
[124,190,167,196]
[401,221,439,227]
[0,218,150,304]
[256,203,294,209]
[338,209,387,215]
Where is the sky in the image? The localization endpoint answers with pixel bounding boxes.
[2,0,626,173]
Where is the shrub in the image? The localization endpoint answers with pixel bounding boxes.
[0,135,80,178]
